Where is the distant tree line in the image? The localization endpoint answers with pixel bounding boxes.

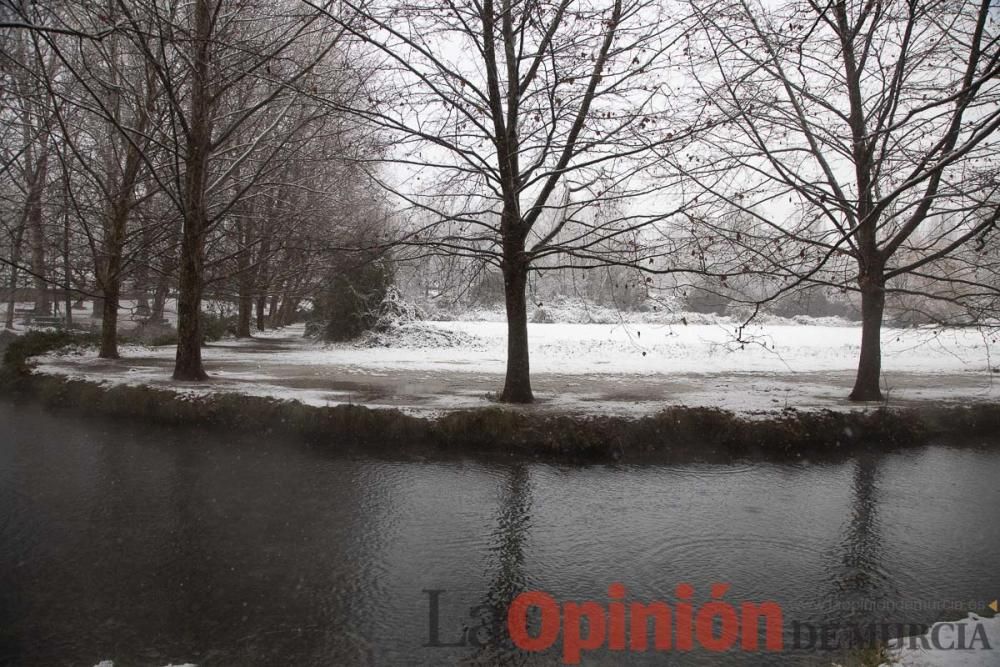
[1,0,389,380]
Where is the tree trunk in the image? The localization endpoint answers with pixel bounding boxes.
[151,221,180,323]
[500,254,533,403]
[27,156,50,316]
[255,295,267,331]
[277,294,301,326]
[274,291,291,326]
[151,279,170,323]
[4,222,27,330]
[172,0,212,382]
[274,299,288,327]
[231,164,254,338]
[134,225,152,315]
[28,229,48,316]
[4,283,17,330]
[173,229,207,380]
[849,269,886,401]
[268,292,280,323]
[99,285,120,359]
[235,222,253,337]
[98,201,129,359]
[253,241,271,331]
[237,286,253,337]
[63,287,72,328]
[62,183,72,328]
[254,224,272,330]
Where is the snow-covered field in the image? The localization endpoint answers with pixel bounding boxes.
[30,318,999,416]
[387,319,995,375]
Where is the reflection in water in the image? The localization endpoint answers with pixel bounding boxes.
[472,464,532,665]
[164,442,205,659]
[828,453,893,623]
[1,401,999,666]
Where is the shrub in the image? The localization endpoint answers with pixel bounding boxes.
[0,329,17,358]
[1,329,99,376]
[309,258,394,341]
[150,332,178,347]
[682,285,730,314]
[767,288,858,320]
[126,319,176,346]
[201,312,236,342]
[468,270,506,307]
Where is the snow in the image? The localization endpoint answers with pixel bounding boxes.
[28,318,999,416]
[407,320,993,375]
[427,299,862,327]
[356,321,481,349]
[877,613,1000,666]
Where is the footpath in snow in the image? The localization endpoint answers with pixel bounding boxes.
[29,318,999,416]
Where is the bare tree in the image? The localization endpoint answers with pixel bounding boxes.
[0,6,62,318]
[205,78,379,338]
[309,0,708,402]
[111,0,350,379]
[38,0,164,357]
[679,0,1000,400]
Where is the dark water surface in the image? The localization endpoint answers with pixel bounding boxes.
[1,399,998,666]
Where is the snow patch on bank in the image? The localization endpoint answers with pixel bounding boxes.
[877,613,999,666]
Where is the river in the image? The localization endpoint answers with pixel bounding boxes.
[1,400,998,665]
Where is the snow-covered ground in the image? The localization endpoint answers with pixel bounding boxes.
[30,318,999,416]
[878,613,1000,666]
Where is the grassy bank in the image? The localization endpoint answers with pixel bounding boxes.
[2,330,998,462]
[4,372,1000,462]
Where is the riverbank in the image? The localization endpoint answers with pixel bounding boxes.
[5,320,1000,461]
[25,320,1000,415]
[5,371,1000,462]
